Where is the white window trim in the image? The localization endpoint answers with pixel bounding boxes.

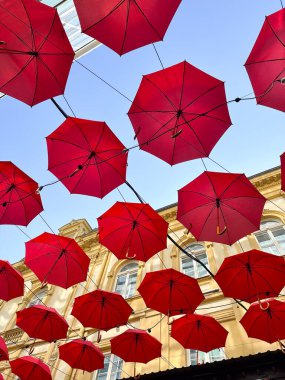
[115,263,138,299]
[181,244,209,279]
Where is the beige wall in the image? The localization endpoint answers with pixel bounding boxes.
[0,167,283,379]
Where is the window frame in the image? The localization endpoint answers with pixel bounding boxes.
[94,353,123,380]
[254,220,285,256]
[28,287,48,307]
[181,243,209,279]
[114,263,139,299]
[188,348,225,366]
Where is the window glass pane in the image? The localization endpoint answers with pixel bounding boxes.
[115,275,127,295]
[125,273,137,298]
[182,258,195,277]
[272,228,285,253]
[256,232,279,255]
[110,355,123,380]
[118,263,138,274]
[97,355,110,380]
[196,253,208,278]
[29,288,47,307]
[115,264,138,298]
[260,220,281,230]
[96,355,122,380]
[208,348,224,362]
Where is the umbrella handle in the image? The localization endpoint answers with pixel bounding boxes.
[216,225,227,235]
[40,281,48,289]
[278,340,285,354]
[28,341,35,354]
[97,331,102,343]
[126,251,136,260]
[171,129,182,138]
[259,299,270,311]
[134,363,141,379]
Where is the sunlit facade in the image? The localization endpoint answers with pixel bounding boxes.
[0,166,284,379]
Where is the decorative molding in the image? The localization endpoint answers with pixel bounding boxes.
[3,328,24,343]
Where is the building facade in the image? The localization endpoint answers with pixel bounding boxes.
[0,166,284,380]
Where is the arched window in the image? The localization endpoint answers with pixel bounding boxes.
[255,220,285,256]
[115,263,138,299]
[181,243,209,279]
[28,287,48,307]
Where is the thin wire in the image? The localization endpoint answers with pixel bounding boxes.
[152,43,164,69]
[127,315,166,332]
[117,187,127,202]
[281,0,284,8]
[62,94,76,117]
[39,214,56,234]
[14,225,31,240]
[156,253,167,269]
[201,158,208,171]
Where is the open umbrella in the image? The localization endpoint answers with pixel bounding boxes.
[281,152,285,192]
[0,161,43,226]
[46,118,128,198]
[0,336,8,362]
[240,299,285,344]
[25,232,90,289]
[177,171,266,245]
[245,8,285,113]
[71,289,133,334]
[138,268,204,319]
[171,314,228,352]
[215,249,285,304]
[59,339,104,372]
[0,0,74,106]
[128,61,232,165]
[10,356,51,380]
[98,202,168,261]
[0,260,24,301]
[111,329,162,377]
[16,305,68,342]
[74,0,182,55]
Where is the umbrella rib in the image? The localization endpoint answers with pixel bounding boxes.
[179,113,208,155]
[0,56,34,93]
[245,58,285,66]
[140,113,178,142]
[69,118,93,152]
[266,16,285,48]
[219,174,245,199]
[181,82,225,112]
[83,0,125,32]
[120,0,131,55]
[184,110,231,125]
[142,76,178,111]
[221,201,261,229]
[196,203,217,240]
[133,0,164,41]
[20,0,36,52]
[93,122,107,153]
[137,222,166,246]
[0,8,31,50]
[48,150,90,171]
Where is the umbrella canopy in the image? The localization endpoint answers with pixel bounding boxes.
[0,161,43,226]
[0,260,24,301]
[177,171,266,245]
[281,152,285,192]
[111,329,162,364]
[138,268,204,317]
[25,232,90,289]
[74,0,181,55]
[71,289,133,330]
[245,8,285,113]
[10,356,51,380]
[98,202,168,261]
[128,61,232,165]
[215,249,285,303]
[46,118,128,198]
[240,299,285,344]
[0,0,74,106]
[16,305,68,342]
[59,339,104,372]
[171,314,228,352]
[0,336,9,362]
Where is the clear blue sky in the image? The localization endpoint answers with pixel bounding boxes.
[1,0,284,263]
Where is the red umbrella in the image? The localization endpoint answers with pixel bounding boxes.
[0,260,24,301]
[171,314,228,352]
[25,232,90,289]
[46,118,128,198]
[177,171,266,245]
[281,152,285,192]
[128,61,232,165]
[138,269,204,318]
[245,8,285,113]
[74,0,181,55]
[59,339,104,372]
[0,374,3,380]
[71,289,133,332]
[240,299,285,344]
[215,249,285,304]
[0,336,8,362]
[16,305,68,342]
[10,356,51,380]
[0,161,43,226]
[98,202,168,261]
[0,0,74,106]
[111,329,162,364]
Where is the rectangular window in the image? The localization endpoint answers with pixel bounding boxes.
[188,349,225,365]
[96,354,123,380]
[182,253,208,279]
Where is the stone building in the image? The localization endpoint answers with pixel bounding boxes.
[0,166,284,380]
